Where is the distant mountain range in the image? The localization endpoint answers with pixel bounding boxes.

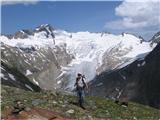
[1,24,159,108]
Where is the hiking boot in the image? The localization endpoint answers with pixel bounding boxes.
[80,105,86,110]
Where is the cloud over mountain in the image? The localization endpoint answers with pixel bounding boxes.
[105,0,160,40]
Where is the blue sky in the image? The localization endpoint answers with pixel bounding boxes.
[1,1,160,40]
[2,1,121,34]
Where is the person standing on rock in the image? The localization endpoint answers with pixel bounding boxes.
[74,73,88,109]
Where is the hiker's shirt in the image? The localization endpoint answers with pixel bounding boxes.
[76,77,86,90]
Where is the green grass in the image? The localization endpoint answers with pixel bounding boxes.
[1,85,160,120]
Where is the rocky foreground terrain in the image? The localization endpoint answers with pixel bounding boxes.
[1,85,160,120]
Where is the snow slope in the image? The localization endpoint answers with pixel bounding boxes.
[0,26,155,90]
[53,31,154,89]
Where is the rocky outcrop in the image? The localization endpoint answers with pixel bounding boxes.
[150,31,160,46]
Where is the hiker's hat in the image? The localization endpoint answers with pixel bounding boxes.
[77,73,82,76]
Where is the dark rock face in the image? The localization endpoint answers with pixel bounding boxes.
[137,43,160,108]
[35,24,55,39]
[150,31,160,45]
[1,61,41,92]
[89,44,160,109]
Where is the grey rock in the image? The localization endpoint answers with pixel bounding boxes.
[31,99,45,106]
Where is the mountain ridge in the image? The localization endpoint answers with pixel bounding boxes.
[0,24,156,91]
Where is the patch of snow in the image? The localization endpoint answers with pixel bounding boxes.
[39,52,45,57]
[137,64,141,67]
[95,82,103,87]
[25,84,34,91]
[155,34,160,39]
[8,73,16,81]
[137,61,146,67]
[33,78,39,86]
[141,61,146,66]
[20,30,25,34]
[26,70,32,76]
[24,60,31,65]
[117,89,123,99]
[56,71,67,80]
[33,57,36,61]
[57,80,62,84]
[115,88,120,92]
[0,73,8,80]
[1,47,5,49]
[0,66,6,71]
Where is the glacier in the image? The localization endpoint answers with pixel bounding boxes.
[0,27,155,90]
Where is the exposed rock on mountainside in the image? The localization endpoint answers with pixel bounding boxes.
[1,42,73,90]
[1,61,41,92]
[150,31,160,47]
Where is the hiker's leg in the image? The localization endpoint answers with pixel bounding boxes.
[81,90,84,104]
[78,90,83,106]
[80,90,86,109]
[77,89,81,105]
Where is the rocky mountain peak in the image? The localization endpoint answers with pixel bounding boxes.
[35,24,55,39]
[5,24,55,40]
[150,31,160,45]
[35,24,54,31]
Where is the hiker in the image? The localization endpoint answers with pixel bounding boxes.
[74,73,88,109]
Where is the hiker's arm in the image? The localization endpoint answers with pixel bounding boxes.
[85,82,89,90]
[74,78,78,87]
[82,77,88,90]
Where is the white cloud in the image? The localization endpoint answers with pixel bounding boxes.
[1,0,39,5]
[105,0,160,39]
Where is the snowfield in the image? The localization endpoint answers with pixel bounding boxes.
[53,31,154,89]
[0,28,155,89]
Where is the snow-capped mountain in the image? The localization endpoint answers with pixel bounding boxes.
[0,24,156,90]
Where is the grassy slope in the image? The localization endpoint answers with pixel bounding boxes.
[1,85,160,120]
